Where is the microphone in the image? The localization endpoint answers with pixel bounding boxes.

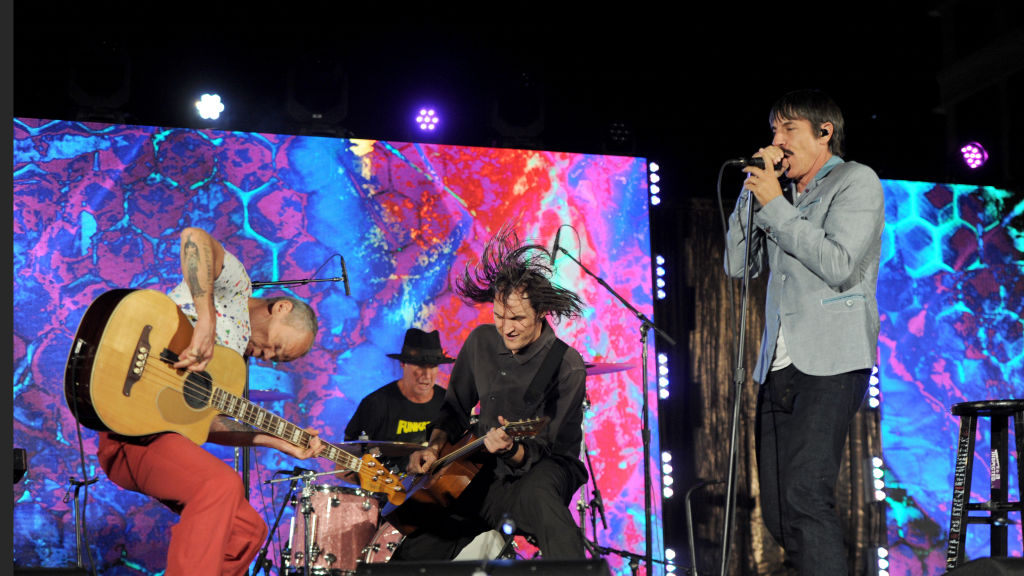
[728,157,784,171]
[550,226,563,265]
[340,256,351,297]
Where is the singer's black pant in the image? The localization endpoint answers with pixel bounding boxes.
[391,457,586,561]
[757,365,870,576]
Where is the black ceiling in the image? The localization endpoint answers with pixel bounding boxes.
[13,2,1024,198]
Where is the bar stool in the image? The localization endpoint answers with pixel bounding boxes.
[945,399,1024,570]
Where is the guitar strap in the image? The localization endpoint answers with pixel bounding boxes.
[523,338,569,409]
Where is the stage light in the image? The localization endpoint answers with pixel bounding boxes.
[878,547,891,575]
[662,450,675,495]
[657,353,671,399]
[648,162,662,206]
[500,513,516,536]
[655,254,667,300]
[867,365,881,409]
[416,108,440,131]
[196,93,225,120]
[960,141,988,169]
[871,455,888,502]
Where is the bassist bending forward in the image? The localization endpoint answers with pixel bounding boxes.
[96,228,323,576]
[396,225,589,560]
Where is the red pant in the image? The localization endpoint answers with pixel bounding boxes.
[98,432,267,576]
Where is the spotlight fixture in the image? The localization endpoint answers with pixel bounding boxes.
[416,108,440,131]
[959,141,988,169]
[196,93,225,120]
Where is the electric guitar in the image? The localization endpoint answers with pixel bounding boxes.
[381,416,549,534]
[64,288,406,505]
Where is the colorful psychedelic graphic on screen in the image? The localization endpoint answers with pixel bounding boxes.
[13,119,660,575]
[878,181,1023,574]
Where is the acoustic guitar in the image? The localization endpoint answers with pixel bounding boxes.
[63,288,406,505]
[381,416,549,534]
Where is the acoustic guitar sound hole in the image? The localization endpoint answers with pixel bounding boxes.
[183,372,213,409]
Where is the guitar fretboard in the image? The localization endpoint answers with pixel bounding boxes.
[211,388,362,472]
[429,419,545,473]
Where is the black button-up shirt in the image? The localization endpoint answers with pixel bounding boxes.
[435,321,588,483]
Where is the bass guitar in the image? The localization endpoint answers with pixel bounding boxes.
[381,416,548,534]
[64,288,405,505]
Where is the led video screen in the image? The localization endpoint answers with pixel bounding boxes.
[12,118,660,575]
[879,180,1023,573]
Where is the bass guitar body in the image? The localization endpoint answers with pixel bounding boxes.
[63,288,407,504]
[65,288,240,444]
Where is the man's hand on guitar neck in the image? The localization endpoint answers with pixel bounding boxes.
[485,416,522,465]
[407,430,448,474]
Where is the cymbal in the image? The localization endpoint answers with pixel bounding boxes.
[336,440,426,458]
[248,390,293,402]
[584,362,637,376]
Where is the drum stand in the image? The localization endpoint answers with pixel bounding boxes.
[261,469,339,576]
[253,472,302,576]
[577,416,609,559]
[298,471,317,576]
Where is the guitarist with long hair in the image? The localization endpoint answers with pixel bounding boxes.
[94,227,323,576]
[392,225,589,561]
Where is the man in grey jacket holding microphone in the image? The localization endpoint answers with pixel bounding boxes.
[725,89,885,576]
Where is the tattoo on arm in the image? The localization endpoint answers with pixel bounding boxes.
[183,237,207,298]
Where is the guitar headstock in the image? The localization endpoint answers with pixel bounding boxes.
[502,416,550,439]
[356,454,407,506]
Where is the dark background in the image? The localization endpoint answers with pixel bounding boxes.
[13,1,1024,202]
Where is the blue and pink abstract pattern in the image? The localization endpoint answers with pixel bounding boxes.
[13,119,660,575]
[879,181,1024,574]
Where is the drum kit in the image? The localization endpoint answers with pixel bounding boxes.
[252,360,638,576]
[280,481,405,575]
[262,449,420,576]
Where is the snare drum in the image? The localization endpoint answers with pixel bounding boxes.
[282,483,381,575]
[361,521,405,564]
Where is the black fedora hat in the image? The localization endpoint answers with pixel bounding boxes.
[387,328,456,365]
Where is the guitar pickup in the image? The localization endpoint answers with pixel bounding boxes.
[122,325,153,397]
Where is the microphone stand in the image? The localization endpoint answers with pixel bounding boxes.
[587,542,688,576]
[555,246,676,575]
[251,277,345,288]
[253,473,301,576]
[719,190,756,576]
[245,269,346,500]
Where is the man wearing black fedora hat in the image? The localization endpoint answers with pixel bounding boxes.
[344,328,455,468]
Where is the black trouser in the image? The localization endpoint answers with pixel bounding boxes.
[392,457,586,561]
[757,364,870,576]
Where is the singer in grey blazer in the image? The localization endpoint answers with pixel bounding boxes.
[724,89,885,576]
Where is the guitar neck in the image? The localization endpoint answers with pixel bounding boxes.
[429,421,537,472]
[210,387,362,472]
[434,437,487,470]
